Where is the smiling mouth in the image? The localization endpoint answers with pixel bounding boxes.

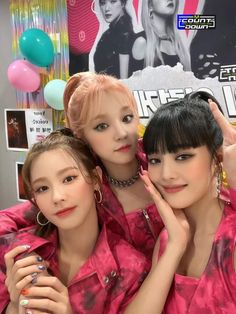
[115,145,131,152]
[162,185,186,193]
[167,2,174,7]
[56,207,76,217]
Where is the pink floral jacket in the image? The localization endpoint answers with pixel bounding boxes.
[0,225,150,314]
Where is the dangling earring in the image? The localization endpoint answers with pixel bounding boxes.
[149,9,153,19]
[36,211,49,226]
[216,171,222,198]
[94,189,102,204]
[215,163,222,198]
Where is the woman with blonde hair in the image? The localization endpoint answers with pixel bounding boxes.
[141,0,191,70]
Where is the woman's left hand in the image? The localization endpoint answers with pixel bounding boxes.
[19,276,73,314]
[209,100,236,187]
[140,169,190,254]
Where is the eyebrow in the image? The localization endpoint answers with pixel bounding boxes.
[92,106,133,122]
[31,166,79,185]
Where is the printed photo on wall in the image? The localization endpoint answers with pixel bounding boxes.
[5,109,53,151]
[16,162,27,202]
[67,0,236,80]
[67,0,144,79]
[5,109,28,151]
[63,0,236,126]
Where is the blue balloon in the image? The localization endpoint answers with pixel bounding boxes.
[19,28,54,67]
[44,79,66,110]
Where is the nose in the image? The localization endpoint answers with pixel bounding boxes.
[114,122,128,141]
[104,2,111,11]
[51,185,65,204]
[160,158,177,181]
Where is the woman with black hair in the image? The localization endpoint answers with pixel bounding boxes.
[125,91,236,313]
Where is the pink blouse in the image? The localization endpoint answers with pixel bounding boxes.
[159,189,236,313]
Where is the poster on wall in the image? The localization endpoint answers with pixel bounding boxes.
[67,0,236,124]
[16,162,27,202]
[5,109,53,151]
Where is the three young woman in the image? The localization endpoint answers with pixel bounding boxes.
[0,72,235,312]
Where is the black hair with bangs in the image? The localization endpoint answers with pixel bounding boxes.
[143,91,223,158]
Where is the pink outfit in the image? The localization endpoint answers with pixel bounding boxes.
[98,139,163,260]
[0,139,164,260]
[0,225,150,314]
[159,188,236,314]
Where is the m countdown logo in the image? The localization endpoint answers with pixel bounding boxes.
[177,15,216,30]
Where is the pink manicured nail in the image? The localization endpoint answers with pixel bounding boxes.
[140,165,144,174]
[22,245,31,250]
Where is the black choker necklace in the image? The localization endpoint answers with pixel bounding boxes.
[159,35,171,41]
[106,162,141,188]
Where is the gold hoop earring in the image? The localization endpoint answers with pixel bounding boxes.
[36,211,49,226]
[94,189,102,204]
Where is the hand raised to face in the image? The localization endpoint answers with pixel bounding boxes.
[140,168,190,256]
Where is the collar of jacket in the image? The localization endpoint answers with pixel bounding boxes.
[89,225,119,288]
[42,225,120,288]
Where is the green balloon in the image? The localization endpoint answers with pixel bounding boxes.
[19,28,54,67]
[44,79,67,110]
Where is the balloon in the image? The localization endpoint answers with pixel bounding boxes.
[7,60,41,92]
[43,79,66,110]
[19,28,54,67]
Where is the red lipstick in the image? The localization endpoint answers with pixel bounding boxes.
[163,185,186,193]
[116,145,131,152]
[56,206,76,217]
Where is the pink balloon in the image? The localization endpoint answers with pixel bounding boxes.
[7,59,41,92]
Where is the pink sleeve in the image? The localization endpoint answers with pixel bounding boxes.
[111,284,139,314]
[0,201,35,235]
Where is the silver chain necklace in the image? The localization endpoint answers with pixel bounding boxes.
[106,162,141,188]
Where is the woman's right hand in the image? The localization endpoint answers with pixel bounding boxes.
[4,245,48,310]
[140,169,190,254]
